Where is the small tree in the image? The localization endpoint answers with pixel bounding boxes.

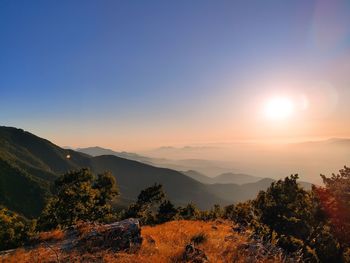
[207,204,224,220]
[179,203,200,220]
[124,183,166,225]
[252,175,315,255]
[92,172,119,220]
[250,172,347,262]
[38,168,118,230]
[223,204,235,220]
[157,200,178,223]
[136,183,165,206]
[230,201,254,227]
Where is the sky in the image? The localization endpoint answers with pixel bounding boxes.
[1,0,350,151]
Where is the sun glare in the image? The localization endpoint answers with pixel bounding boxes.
[264,96,295,121]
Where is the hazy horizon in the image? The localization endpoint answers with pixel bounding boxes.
[56,135,348,185]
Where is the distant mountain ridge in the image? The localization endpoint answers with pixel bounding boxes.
[77,147,236,176]
[77,146,156,164]
[183,170,262,185]
[139,139,350,184]
[77,147,271,185]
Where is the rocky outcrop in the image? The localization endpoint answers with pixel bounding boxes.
[63,218,142,252]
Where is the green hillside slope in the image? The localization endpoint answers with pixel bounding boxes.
[0,159,47,217]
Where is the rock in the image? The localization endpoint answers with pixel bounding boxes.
[182,243,209,263]
[72,218,142,252]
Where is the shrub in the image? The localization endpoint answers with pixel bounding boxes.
[157,200,178,223]
[314,166,350,249]
[124,183,166,225]
[253,175,314,241]
[207,204,224,220]
[0,208,35,250]
[231,201,254,227]
[179,203,200,220]
[37,169,119,230]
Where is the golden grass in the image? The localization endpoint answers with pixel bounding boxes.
[1,220,285,263]
[38,229,65,242]
[0,247,59,263]
[109,219,242,263]
[75,221,95,237]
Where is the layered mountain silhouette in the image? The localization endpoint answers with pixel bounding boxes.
[76,146,157,165]
[77,147,313,188]
[183,170,262,185]
[77,147,231,176]
[0,126,309,219]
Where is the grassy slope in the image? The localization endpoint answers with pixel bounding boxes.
[1,220,285,263]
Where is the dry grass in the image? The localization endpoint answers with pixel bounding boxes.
[1,220,285,263]
[75,221,96,237]
[0,247,59,263]
[110,220,242,263]
[38,229,65,242]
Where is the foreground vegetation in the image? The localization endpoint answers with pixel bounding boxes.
[1,166,350,262]
[1,220,291,263]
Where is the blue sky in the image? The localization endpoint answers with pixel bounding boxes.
[1,0,350,150]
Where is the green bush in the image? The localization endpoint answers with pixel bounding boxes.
[315,166,350,252]
[178,203,200,220]
[37,168,118,230]
[230,201,254,227]
[124,183,166,225]
[157,200,178,223]
[0,208,35,250]
[249,172,348,262]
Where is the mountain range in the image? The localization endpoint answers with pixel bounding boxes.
[138,139,350,185]
[182,170,262,184]
[77,147,313,188]
[0,126,310,219]
[77,146,232,176]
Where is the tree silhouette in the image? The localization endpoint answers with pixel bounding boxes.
[124,183,166,224]
[157,200,178,223]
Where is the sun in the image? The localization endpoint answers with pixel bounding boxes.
[264,96,295,121]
